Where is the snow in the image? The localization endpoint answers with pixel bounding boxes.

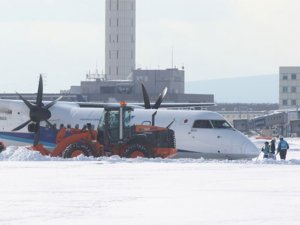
[0,138,300,225]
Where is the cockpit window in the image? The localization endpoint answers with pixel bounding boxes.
[210,120,232,128]
[193,120,232,129]
[193,120,212,128]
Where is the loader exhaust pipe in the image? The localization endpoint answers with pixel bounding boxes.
[152,111,158,126]
[119,106,123,140]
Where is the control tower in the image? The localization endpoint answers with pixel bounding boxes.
[105,0,136,80]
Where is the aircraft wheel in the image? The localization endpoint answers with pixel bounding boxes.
[124,144,151,158]
[63,143,93,158]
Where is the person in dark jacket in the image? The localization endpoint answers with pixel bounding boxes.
[277,137,289,160]
[261,141,270,159]
[270,139,276,153]
[269,138,276,159]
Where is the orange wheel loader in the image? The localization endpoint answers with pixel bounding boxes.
[33,103,176,158]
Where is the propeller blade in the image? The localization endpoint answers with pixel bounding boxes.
[33,122,40,146]
[36,74,43,107]
[45,96,63,109]
[12,120,32,131]
[141,83,151,109]
[14,74,55,147]
[16,92,33,110]
[153,87,168,109]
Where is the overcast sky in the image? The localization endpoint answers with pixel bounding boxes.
[0,0,300,93]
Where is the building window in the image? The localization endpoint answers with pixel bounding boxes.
[109,18,111,27]
[109,51,111,59]
[131,2,134,10]
[292,74,297,80]
[109,0,112,10]
[282,75,288,80]
[292,86,297,93]
[117,0,119,10]
[109,66,111,75]
[292,100,297,105]
[117,18,119,27]
[282,100,288,106]
[282,86,288,93]
[109,34,111,43]
[117,34,118,42]
[116,50,119,59]
[116,67,119,75]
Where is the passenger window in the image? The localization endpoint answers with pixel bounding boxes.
[193,120,212,128]
[210,120,232,128]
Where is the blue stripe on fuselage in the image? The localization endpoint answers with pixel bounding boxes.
[177,149,197,153]
[0,127,57,148]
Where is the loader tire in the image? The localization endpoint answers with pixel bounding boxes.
[124,144,151,158]
[63,143,93,158]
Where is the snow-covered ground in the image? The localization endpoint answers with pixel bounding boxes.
[0,138,300,225]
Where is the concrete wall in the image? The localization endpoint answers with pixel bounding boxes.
[132,68,185,95]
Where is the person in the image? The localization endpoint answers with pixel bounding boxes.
[65,124,72,137]
[269,138,276,159]
[56,124,66,144]
[52,123,57,133]
[270,138,276,153]
[261,141,270,159]
[0,141,5,152]
[277,136,289,160]
[72,124,81,134]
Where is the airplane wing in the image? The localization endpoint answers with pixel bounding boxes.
[77,102,215,109]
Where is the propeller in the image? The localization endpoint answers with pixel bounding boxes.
[12,74,62,146]
[141,83,168,109]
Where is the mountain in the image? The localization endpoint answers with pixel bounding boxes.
[185,74,278,103]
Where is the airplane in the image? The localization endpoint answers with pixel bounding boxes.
[0,76,259,159]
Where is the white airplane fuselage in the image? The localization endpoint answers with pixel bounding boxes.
[0,100,259,159]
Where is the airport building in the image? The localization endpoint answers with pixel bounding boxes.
[70,68,213,103]
[231,66,300,136]
[105,0,136,80]
[279,66,300,109]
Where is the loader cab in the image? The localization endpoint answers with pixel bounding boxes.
[97,104,133,145]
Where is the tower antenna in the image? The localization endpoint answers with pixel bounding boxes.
[171,46,174,68]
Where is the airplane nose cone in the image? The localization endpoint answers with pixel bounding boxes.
[242,140,260,159]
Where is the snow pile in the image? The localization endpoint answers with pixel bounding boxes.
[0,146,49,161]
[1,145,300,165]
[0,146,96,161]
